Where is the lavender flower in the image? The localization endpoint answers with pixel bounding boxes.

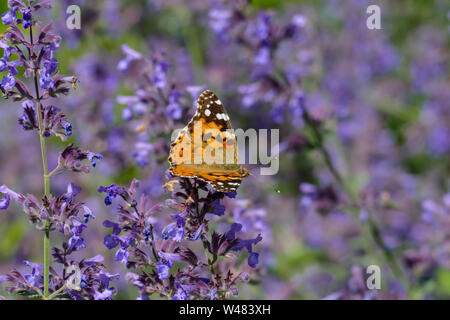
[57,144,103,174]
[0,1,115,300]
[21,9,31,28]
[98,184,127,205]
[166,89,183,120]
[1,6,18,25]
[0,194,11,210]
[99,176,261,299]
[117,44,143,71]
[116,44,202,167]
[153,60,171,88]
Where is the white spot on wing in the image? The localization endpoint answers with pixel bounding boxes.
[204,109,211,117]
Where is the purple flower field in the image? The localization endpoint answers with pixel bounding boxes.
[0,0,449,300]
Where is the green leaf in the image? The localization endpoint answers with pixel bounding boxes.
[0,220,28,259]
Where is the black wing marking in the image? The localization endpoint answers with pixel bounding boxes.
[189,90,233,131]
[208,177,242,192]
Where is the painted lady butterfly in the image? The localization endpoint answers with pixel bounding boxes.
[168,90,250,192]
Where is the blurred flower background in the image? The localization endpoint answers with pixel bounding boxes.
[0,0,449,299]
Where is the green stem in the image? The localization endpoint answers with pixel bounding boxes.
[30,23,51,299]
[45,166,61,179]
[45,285,66,300]
[193,181,218,278]
[38,83,50,300]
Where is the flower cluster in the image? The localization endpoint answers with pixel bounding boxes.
[0,0,447,301]
[1,3,72,99]
[208,2,310,127]
[0,0,114,300]
[51,249,119,300]
[57,144,103,173]
[18,100,72,139]
[98,175,262,300]
[116,44,204,167]
[0,183,93,245]
[0,181,117,299]
[0,253,118,300]
[62,53,125,171]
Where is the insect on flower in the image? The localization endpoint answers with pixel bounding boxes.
[168,90,250,192]
[71,76,79,90]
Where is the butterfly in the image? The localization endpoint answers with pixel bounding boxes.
[168,89,250,192]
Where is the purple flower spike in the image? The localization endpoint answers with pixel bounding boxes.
[88,152,103,167]
[212,199,226,216]
[21,9,31,29]
[156,262,170,280]
[162,222,184,242]
[103,220,122,235]
[39,72,54,89]
[98,184,127,205]
[68,235,86,251]
[158,251,182,268]
[0,73,16,91]
[94,288,113,300]
[104,234,119,249]
[58,144,103,172]
[115,248,129,264]
[1,7,17,25]
[117,45,142,71]
[0,194,10,210]
[248,252,259,268]
[152,60,171,89]
[166,89,183,120]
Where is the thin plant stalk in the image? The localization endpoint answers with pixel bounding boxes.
[29,22,51,299]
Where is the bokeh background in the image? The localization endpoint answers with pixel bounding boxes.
[1,0,449,299]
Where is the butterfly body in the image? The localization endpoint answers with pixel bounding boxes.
[168,90,249,192]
